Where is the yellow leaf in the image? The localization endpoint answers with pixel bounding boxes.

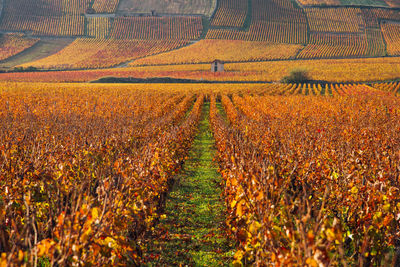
[383,203,391,212]
[306,257,318,267]
[326,228,335,242]
[81,227,92,242]
[249,221,262,234]
[236,200,246,217]
[234,250,244,261]
[270,252,276,262]
[37,239,53,257]
[91,207,99,220]
[18,250,24,262]
[236,203,243,217]
[57,212,65,227]
[230,199,237,209]
[256,191,264,201]
[230,178,238,187]
[351,186,358,194]
[373,211,382,222]
[104,237,117,248]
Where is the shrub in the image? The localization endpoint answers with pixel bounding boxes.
[281,68,311,83]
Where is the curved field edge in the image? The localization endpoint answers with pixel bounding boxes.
[3,56,400,83]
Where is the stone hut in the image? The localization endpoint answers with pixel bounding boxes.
[211,60,224,72]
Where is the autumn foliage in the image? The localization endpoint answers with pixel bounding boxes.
[131,40,304,66]
[19,39,190,70]
[1,82,400,266]
[0,0,89,36]
[206,0,308,43]
[0,34,39,61]
[210,88,400,266]
[91,0,119,13]
[0,84,203,265]
[210,0,248,28]
[109,16,203,40]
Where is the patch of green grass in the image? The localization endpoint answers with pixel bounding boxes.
[242,0,252,31]
[38,256,50,267]
[0,39,73,69]
[144,102,234,266]
[339,0,388,7]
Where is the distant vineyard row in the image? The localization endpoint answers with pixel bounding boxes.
[109,17,202,40]
[0,0,399,41]
[92,0,119,13]
[210,0,248,28]
[19,39,190,70]
[7,28,390,70]
[2,0,400,68]
[3,56,400,83]
[296,31,385,59]
[0,14,202,39]
[297,0,400,7]
[207,0,308,43]
[0,33,39,61]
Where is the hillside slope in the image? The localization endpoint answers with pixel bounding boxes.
[0,0,400,70]
[117,0,216,16]
[297,0,399,7]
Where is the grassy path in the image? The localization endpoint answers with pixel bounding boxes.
[145,102,233,266]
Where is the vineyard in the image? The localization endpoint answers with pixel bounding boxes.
[1,82,400,266]
[372,81,400,94]
[0,0,88,36]
[91,0,120,13]
[131,40,304,65]
[19,39,190,70]
[210,0,248,28]
[297,0,341,5]
[0,0,400,67]
[86,18,111,38]
[206,0,308,43]
[297,32,368,59]
[2,0,400,264]
[0,15,85,37]
[365,28,386,56]
[0,83,204,265]
[210,88,400,266]
[109,16,203,40]
[305,8,364,33]
[298,0,395,7]
[0,34,39,61]
[381,22,400,55]
[1,55,400,82]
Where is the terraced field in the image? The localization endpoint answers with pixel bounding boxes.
[298,0,392,7]
[117,0,216,16]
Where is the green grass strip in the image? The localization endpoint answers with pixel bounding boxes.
[145,102,234,266]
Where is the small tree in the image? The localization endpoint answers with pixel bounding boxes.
[281,68,311,83]
[86,7,95,14]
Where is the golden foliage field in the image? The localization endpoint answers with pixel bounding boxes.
[131,40,304,66]
[1,82,400,266]
[2,56,400,83]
